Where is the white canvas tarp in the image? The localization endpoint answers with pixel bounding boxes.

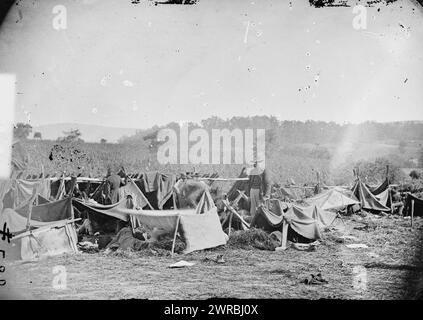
[304,188,360,211]
[1,208,78,260]
[128,207,227,254]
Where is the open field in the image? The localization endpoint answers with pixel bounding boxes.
[4,214,423,300]
[19,138,423,187]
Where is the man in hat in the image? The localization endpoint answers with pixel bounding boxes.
[248,160,271,217]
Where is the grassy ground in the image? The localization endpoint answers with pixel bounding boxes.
[3,214,423,300]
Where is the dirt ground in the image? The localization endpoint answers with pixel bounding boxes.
[3,214,423,300]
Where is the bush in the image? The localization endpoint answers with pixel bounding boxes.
[410,170,421,180]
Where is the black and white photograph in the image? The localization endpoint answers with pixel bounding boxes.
[0,0,423,306]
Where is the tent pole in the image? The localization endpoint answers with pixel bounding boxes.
[388,187,394,214]
[68,176,77,197]
[172,191,177,209]
[26,189,37,231]
[228,210,233,237]
[281,219,288,250]
[411,199,414,229]
[280,223,283,247]
[171,215,181,258]
[56,173,65,200]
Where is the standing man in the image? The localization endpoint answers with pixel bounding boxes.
[248,160,271,218]
[105,167,127,204]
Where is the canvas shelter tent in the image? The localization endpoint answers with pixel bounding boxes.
[72,179,152,234]
[77,186,227,254]
[1,184,78,261]
[0,178,51,213]
[351,179,390,212]
[72,198,130,234]
[366,178,393,209]
[367,178,389,196]
[89,172,175,209]
[252,200,337,242]
[127,190,226,254]
[304,188,360,211]
[128,207,227,254]
[0,208,78,260]
[132,172,177,209]
[374,188,393,209]
[16,197,74,222]
[404,193,423,217]
[50,177,102,200]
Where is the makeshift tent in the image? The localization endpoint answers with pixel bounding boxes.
[0,178,52,212]
[404,193,423,217]
[304,188,360,211]
[305,204,337,229]
[134,172,177,209]
[13,179,51,207]
[99,188,225,253]
[119,179,152,210]
[173,179,216,211]
[375,188,393,209]
[252,200,336,241]
[72,198,131,233]
[51,178,101,200]
[73,198,131,221]
[128,207,227,254]
[367,178,389,196]
[73,179,152,233]
[16,197,73,222]
[194,189,216,214]
[351,179,390,212]
[366,178,393,209]
[0,208,78,260]
[37,194,50,204]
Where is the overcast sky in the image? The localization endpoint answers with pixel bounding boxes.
[1,0,422,129]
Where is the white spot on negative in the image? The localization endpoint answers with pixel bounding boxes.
[244,21,250,44]
[100,77,107,87]
[123,80,134,87]
[132,101,138,111]
[352,265,367,291]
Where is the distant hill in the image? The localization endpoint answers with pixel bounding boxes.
[31,123,138,143]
